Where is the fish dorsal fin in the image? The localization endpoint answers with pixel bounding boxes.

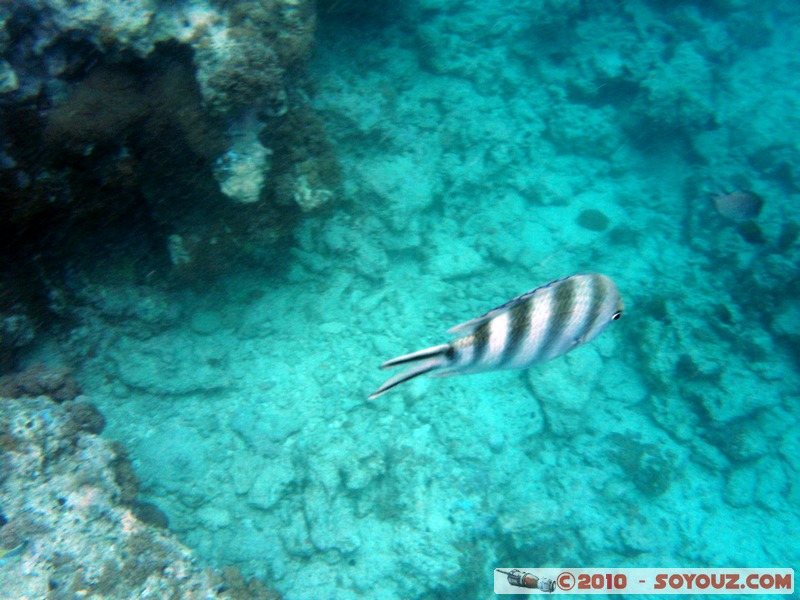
[446,313,495,336]
[446,277,567,335]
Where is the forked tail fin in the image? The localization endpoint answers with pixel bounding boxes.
[368,344,450,400]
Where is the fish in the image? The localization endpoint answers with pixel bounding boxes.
[369,273,623,399]
[712,190,764,221]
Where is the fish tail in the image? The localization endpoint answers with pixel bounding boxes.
[379,343,451,369]
[369,344,450,400]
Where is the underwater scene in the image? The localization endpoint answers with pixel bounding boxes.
[0,0,798,598]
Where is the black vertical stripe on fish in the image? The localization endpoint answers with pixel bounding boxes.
[444,343,460,368]
[469,321,491,367]
[568,275,597,345]
[582,273,608,342]
[500,296,534,366]
[535,276,577,361]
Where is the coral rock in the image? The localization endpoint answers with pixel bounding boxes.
[0,394,278,598]
[0,364,81,403]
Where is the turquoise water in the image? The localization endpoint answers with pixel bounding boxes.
[27,1,799,598]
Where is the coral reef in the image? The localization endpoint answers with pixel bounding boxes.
[267,104,341,212]
[213,117,274,205]
[0,392,279,599]
[0,0,340,359]
[0,364,81,404]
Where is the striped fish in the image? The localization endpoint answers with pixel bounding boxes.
[369,273,623,399]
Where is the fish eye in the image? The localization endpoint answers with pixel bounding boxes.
[611,311,622,320]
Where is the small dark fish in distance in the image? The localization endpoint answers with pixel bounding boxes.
[369,273,623,399]
[713,190,764,221]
